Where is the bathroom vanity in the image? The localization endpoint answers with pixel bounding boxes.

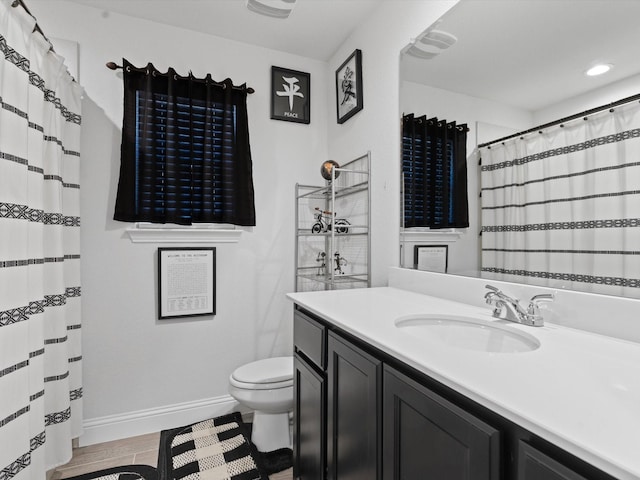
[288,270,640,480]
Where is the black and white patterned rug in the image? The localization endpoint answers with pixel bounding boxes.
[63,465,158,480]
[157,412,292,480]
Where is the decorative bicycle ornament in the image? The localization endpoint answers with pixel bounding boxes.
[311,207,350,234]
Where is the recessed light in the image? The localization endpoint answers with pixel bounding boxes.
[585,64,613,77]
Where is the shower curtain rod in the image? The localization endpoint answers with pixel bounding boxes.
[105,61,255,94]
[478,92,640,148]
[11,0,52,49]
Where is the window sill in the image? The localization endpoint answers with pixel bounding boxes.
[125,226,243,243]
[400,228,466,243]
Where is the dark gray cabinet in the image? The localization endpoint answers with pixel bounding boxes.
[383,365,500,480]
[327,331,381,480]
[518,441,588,480]
[293,306,615,480]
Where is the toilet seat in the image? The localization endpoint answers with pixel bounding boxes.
[230,356,293,390]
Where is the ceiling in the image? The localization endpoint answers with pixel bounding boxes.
[34,0,640,112]
[60,0,384,61]
[401,0,640,112]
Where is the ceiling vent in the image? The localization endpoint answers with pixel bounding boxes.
[402,29,457,60]
[246,0,297,19]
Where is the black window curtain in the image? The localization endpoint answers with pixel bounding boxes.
[114,59,256,226]
[402,113,469,228]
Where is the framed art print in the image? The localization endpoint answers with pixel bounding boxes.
[414,245,448,273]
[335,49,363,124]
[158,247,216,319]
[271,66,310,124]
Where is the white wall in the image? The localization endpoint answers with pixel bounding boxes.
[29,0,329,444]
[399,81,533,273]
[533,73,640,125]
[325,1,460,286]
[400,81,534,149]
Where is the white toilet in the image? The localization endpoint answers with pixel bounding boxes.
[228,356,294,452]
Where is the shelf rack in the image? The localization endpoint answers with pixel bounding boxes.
[294,152,371,292]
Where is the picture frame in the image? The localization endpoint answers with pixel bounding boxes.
[414,245,448,273]
[271,66,310,124]
[335,48,363,124]
[158,247,216,319]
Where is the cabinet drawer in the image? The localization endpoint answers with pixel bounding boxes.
[294,309,326,369]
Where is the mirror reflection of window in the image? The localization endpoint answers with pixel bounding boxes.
[402,114,469,229]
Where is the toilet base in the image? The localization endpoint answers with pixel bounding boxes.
[251,410,291,452]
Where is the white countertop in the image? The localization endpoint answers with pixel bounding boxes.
[288,286,640,480]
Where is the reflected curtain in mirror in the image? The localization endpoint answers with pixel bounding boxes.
[113,59,256,226]
[480,101,640,298]
[402,114,469,228]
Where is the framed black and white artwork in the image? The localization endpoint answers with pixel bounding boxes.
[271,66,310,124]
[335,49,363,124]
[158,247,216,319]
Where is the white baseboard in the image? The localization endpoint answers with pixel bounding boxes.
[79,394,250,447]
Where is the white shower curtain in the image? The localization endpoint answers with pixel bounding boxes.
[1,1,83,477]
[480,100,640,298]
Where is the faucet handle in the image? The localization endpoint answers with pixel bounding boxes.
[484,284,499,304]
[527,293,555,315]
[484,284,520,304]
[484,284,501,298]
[529,292,555,303]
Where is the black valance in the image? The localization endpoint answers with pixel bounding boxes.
[114,59,256,226]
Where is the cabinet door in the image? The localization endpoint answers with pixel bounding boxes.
[518,441,588,480]
[294,354,326,480]
[383,365,500,480]
[327,332,381,480]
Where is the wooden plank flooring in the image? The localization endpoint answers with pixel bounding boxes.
[50,432,293,479]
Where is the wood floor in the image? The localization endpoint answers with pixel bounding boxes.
[50,431,293,480]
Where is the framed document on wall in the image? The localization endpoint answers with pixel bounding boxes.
[158,247,216,319]
[414,245,448,273]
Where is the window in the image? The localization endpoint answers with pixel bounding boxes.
[402,114,469,228]
[114,60,256,227]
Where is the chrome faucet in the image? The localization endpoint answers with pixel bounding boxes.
[484,284,554,327]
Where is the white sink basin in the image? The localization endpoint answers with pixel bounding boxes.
[395,314,540,353]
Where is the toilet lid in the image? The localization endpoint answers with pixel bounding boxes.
[231,356,293,386]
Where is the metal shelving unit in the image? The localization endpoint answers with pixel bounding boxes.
[295,152,371,292]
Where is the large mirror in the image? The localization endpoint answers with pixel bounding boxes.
[400,0,640,299]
